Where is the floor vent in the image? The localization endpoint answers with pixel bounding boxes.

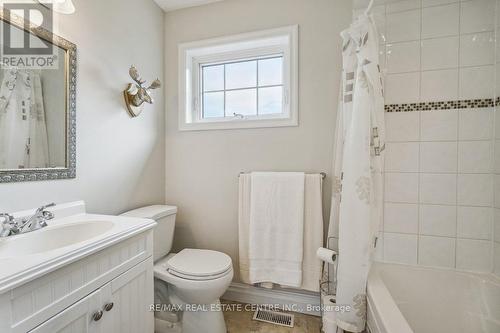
[252,308,294,328]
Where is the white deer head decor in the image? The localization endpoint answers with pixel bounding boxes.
[123,66,161,117]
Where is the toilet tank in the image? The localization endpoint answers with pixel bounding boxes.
[121,205,177,262]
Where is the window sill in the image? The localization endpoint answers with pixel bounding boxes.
[178,117,298,131]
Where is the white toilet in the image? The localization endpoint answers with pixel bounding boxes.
[122,205,233,333]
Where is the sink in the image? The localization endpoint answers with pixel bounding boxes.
[0,221,114,258]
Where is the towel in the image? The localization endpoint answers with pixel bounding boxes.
[238,173,324,291]
[248,172,305,287]
[301,174,324,291]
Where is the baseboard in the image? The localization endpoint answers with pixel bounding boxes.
[222,282,321,317]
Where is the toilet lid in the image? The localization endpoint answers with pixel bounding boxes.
[166,249,232,278]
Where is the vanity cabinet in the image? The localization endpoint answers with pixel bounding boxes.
[29,289,102,333]
[30,259,153,333]
[0,230,155,333]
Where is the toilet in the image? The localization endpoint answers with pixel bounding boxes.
[121,205,233,333]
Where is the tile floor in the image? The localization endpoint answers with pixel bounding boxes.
[222,300,322,333]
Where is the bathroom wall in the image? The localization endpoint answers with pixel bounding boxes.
[494,0,500,277]
[0,0,165,214]
[353,0,496,272]
[164,0,351,282]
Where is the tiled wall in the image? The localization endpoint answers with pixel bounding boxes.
[354,0,496,272]
[383,108,493,271]
[494,0,500,278]
[354,0,496,103]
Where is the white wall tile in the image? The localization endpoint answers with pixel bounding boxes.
[385,142,420,172]
[385,173,420,203]
[460,0,495,34]
[420,69,459,101]
[495,140,500,174]
[460,32,495,67]
[384,203,419,233]
[495,175,500,208]
[420,173,457,205]
[386,41,421,73]
[458,141,492,173]
[420,110,458,141]
[373,5,388,43]
[457,174,493,206]
[374,232,384,261]
[422,4,459,38]
[387,0,421,13]
[418,236,456,267]
[384,233,418,264]
[420,204,457,237]
[457,206,492,240]
[494,243,500,276]
[386,111,420,142]
[386,9,421,43]
[420,141,458,173]
[359,1,497,273]
[459,65,495,99]
[495,209,500,240]
[458,108,493,141]
[456,238,492,272]
[422,0,458,7]
[379,44,387,73]
[421,36,459,70]
[386,72,420,103]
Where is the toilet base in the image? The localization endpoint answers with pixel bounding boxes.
[180,299,227,333]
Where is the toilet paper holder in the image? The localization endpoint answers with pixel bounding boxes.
[319,236,338,331]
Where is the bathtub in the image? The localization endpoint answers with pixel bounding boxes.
[366,263,500,333]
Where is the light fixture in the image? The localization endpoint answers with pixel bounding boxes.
[37,0,75,15]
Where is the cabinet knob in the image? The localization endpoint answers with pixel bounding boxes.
[104,302,114,312]
[92,310,103,322]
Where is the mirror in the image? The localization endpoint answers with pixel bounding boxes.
[0,6,77,183]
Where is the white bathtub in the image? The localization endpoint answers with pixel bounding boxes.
[366,263,500,333]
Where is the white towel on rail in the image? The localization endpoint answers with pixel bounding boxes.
[248,172,305,287]
[238,173,324,291]
[301,174,324,291]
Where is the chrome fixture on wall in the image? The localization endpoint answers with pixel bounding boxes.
[123,66,161,118]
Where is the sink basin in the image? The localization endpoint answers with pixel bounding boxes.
[0,221,114,258]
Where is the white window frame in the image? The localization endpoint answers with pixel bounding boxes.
[178,25,298,131]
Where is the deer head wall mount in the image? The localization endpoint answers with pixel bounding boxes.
[123,66,161,117]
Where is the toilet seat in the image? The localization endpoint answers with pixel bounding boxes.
[155,249,233,281]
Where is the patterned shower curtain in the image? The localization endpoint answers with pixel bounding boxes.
[0,69,49,169]
[327,14,385,332]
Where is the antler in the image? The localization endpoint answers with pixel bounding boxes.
[148,79,161,90]
[129,66,146,86]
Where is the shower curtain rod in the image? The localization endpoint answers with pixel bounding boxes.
[239,172,327,180]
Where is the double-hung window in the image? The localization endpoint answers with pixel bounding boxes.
[179,25,298,131]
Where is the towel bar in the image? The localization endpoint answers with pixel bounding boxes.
[239,172,327,180]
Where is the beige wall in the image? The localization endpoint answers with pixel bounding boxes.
[165,0,351,281]
[0,0,165,214]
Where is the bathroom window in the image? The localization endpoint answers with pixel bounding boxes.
[179,26,298,131]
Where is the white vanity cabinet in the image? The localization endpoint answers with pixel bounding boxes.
[0,229,155,333]
[29,288,103,333]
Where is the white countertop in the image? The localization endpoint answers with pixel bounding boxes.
[0,202,156,294]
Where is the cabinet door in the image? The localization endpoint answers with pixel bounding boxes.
[101,257,154,333]
[29,288,104,333]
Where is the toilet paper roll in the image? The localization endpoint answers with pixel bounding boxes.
[316,247,337,264]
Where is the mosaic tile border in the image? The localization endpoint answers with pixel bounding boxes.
[385,98,496,112]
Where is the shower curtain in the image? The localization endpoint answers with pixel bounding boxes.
[0,69,50,169]
[327,14,385,332]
